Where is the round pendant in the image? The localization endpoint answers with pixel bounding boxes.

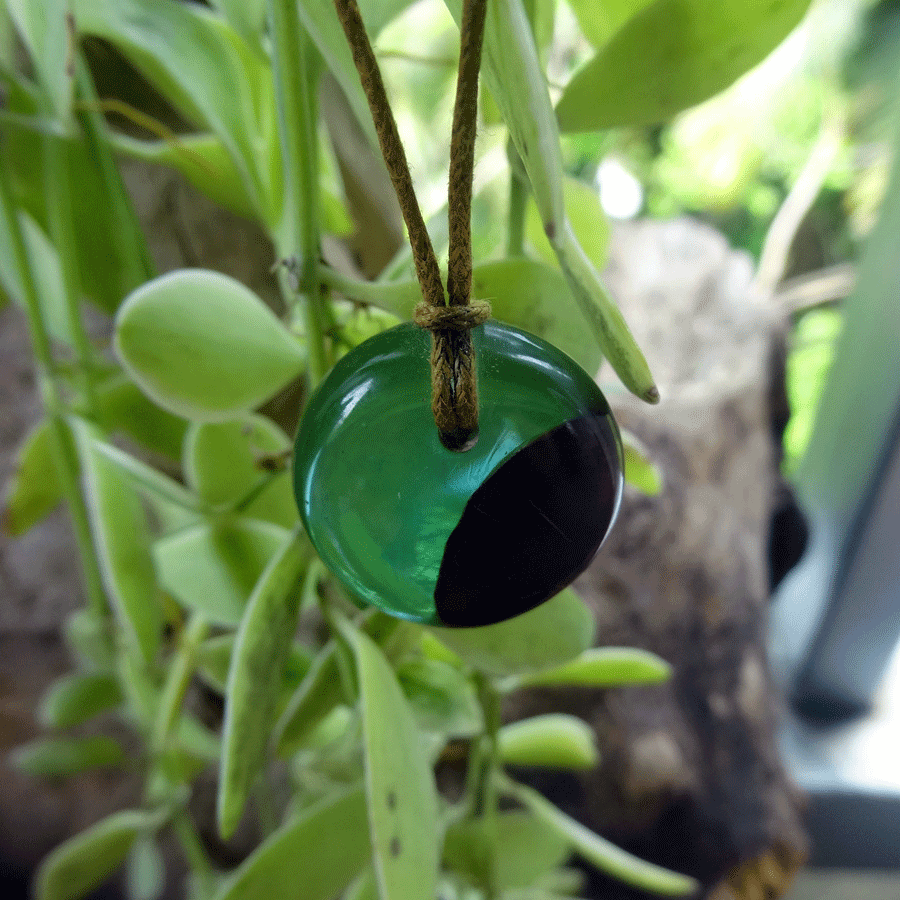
[293,322,622,627]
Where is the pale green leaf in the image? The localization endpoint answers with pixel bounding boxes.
[567,0,655,48]
[340,621,440,900]
[622,430,664,496]
[12,735,125,778]
[39,672,123,729]
[443,811,570,891]
[556,0,814,131]
[36,809,163,900]
[516,646,672,688]
[7,0,72,119]
[218,531,309,838]
[2,419,63,537]
[396,658,482,737]
[115,269,305,421]
[506,778,698,895]
[184,416,297,528]
[75,420,163,665]
[428,588,595,677]
[125,835,165,900]
[214,786,370,900]
[154,519,291,627]
[498,714,598,769]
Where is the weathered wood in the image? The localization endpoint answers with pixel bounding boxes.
[508,219,808,899]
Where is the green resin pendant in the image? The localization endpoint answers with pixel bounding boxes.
[293,322,622,627]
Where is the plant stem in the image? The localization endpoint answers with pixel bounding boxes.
[269,0,328,386]
[471,672,502,897]
[0,160,107,617]
[172,812,215,900]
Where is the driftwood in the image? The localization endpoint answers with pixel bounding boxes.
[508,219,808,899]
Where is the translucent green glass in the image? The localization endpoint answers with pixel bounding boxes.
[293,322,621,626]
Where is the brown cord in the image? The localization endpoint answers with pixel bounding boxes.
[333,0,488,450]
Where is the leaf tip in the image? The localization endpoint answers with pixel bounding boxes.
[643,384,660,404]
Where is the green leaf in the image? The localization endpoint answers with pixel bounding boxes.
[395,658,482,737]
[115,269,305,421]
[622,430,664,496]
[154,519,290,627]
[96,377,188,463]
[275,642,344,757]
[2,419,63,536]
[505,778,698,896]
[36,809,162,900]
[498,714,598,769]
[516,647,672,688]
[73,0,271,217]
[88,440,204,515]
[15,212,70,344]
[218,531,309,838]
[556,0,814,131]
[39,672,123,729]
[443,811,570,891]
[526,176,611,277]
[64,609,116,670]
[428,588,595,677]
[208,0,267,45]
[110,132,259,224]
[340,621,440,900]
[213,786,370,900]
[6,0,72,120]
[184,416,297,528]
[125,835,165,900]
[75,420,163,665]
[567,0,655,48]
[12,735,125,778]
[197,632,312,699]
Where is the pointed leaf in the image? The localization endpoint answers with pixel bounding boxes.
[2,419,63,536]
[125,835,165,900]
[340,621,440,900]
[39,672,123,729]
[36,809,162,900]
[556,0,814,131]
[428,588,595,677]
[154,519,290,627]
[75,420,163,664]
[517,647,672,688]
[184,417,297,528]
[214,786,370,900]
[498,714,598,770]
[567,0,655,48]
[218,532,309,838]
[507,779,698,896]
[12,735,126,778]
[115,269,305,421]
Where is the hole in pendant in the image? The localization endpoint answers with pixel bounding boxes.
[439,425,479,452]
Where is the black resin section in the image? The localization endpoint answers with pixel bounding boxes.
[434,410,622,627]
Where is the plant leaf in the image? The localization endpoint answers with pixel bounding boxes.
[75,419,163,665]
[567,0,655,48]
[556,0,814,131]
[443,810,571,892]
[498,714,599,769]
[2,419,63,536]
[6,0,72,120]
[622,430,664,496]
[39,672,123,729]
[73,0,271,216]
[115,269,305,421]
[213,786,370,900]
[516,647,672,688]
[428,588,595,677]
[36,809,163,900]
[339,620,440,900]
[12,735,126,778]
[506,778,699,896]
[153,519,291,627]
[125,835,165,900]
[395,658,482,738]
[218,531,309,838]
[184,416,297,528]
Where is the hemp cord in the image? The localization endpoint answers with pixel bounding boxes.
[333,0,490,450]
